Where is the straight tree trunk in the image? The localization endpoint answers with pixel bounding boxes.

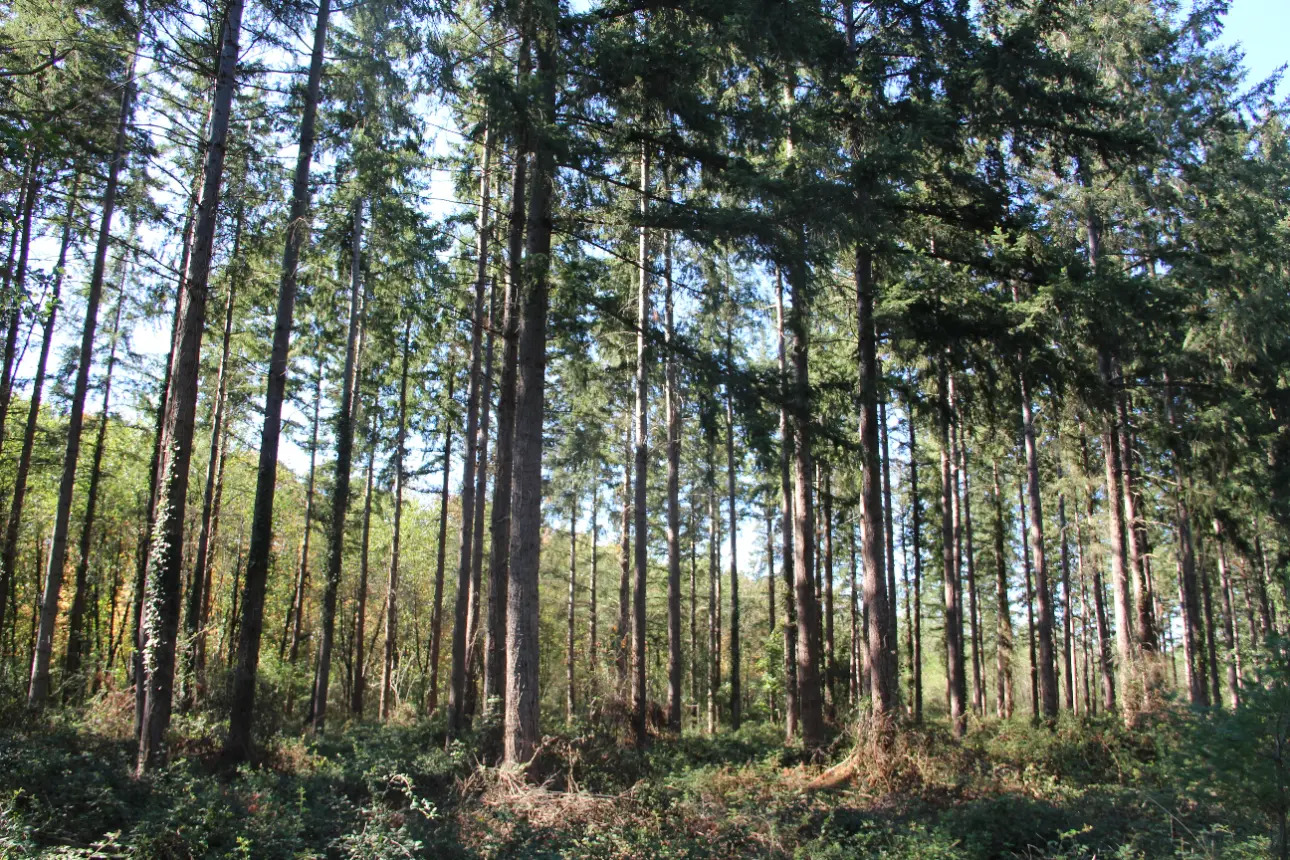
[938,369,967,736]
[464,283,497,718]
[909,403,923,723]
[775,271,798,739]
[1018,353,1058,719]
[617,420,631,688]
[1117,386,1156,653]
[707,461,719,734]
[137,0,249,770]
[689,502,698,720]
[821,468,834,714]
[0,177,75,648]
[1201,546,1221,706]
[881,398,899,693]
[664,179,682,732]
[285,368,322,663]
[787,269,823,749]
[1059,488,1075,712]
[64,272,127,691]
[0,155,40,457]
[631,145,651,746]
[1079,432,1116,711]
[992,460,1013,719]
[351,449,375,716]
[590,480,599,666]
[224,0,329,763]
[483,139,527,716]
[181,218,239,707]
[308,188,363,735]
[857,250,896,717]
[961,442,984,715]
[1213,520,1240,710]
[1100,352,1137,697]
[725,320,741,729]
[448,127,492,731]
[28,0,144,709]
[1163,377,1207,705]
[502,15,556,764]
[427,379,454,713]
[567,504,577,722]
[380,321,412,720]
[1020,480,1038,718]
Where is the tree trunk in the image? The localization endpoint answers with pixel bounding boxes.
[856,251,896,718]
[426,383,454,714]
[1059,487,1075,712]
[484,123,528,715]
[448,126,493,731]
[224,0,329,763]
[502,13,555,765]
[1018,353,1058,720]
[775,270,798,740]
[351,448,375,717]
[908,407,924,722]
[285,368,322,664]
[1019,480,1038,719]
[787,269,823,749]
[308,188,363,735]
[567,504,577,722]
[1117,385,1156,653]
[821,468,833,715]
[664,218,682,731]
[725,320,741,730]
[0,176,75,650]
[464,282,497,719]
[938,369,966,736]
[137,0,248,771]
[881,397,899,697]
[1213,520,1240,710]
[617,419,631,689]
[630,145,651,746]
[1100,352,1136,698]
[961,441,984,715]
[590,480,599,667]
[29,0,144,709]
[1201,545,1221,706]
[992,460,1014,719]
[707,459,720,734]
[64,269,127,693]
[380,319,412,720]
[0,154,40,458]
[181,214,240,708]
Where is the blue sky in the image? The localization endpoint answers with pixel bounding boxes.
[1221,0,1288,96]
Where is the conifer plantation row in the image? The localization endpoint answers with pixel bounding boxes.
[1,0,1289,855]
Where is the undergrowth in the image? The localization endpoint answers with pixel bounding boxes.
[0,692,1276,858]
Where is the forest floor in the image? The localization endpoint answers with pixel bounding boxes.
[0,692,1275,859]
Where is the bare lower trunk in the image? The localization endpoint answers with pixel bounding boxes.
[225,0,330,763]
[502,19,555,764]
[427,379,454,714]
[285,370,322,664]
[30,1,144,709]
[380,323,411,720]
[1213,520,1240,710]
[725,321,741,730]
[909,408,924,723]
[631,145,650,746]
[351,450,375,716]
[775,271,798,739]
[1019,360,1058,719]
[787,269,823,748]
[567,505,577,722]
[308,189,363,735]
[992,460,1013,719]
[938,370,966,736]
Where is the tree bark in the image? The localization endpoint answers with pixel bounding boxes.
[181,213,239,707]
[308,187,362,735]
[448,126,493,731]
[787,269,823,749]
[351,448,375,717]
[664,219,682,731]
[64,267,127,692]
[960,441,984,715]
[137,0,246,771]
[464,283,497,718]
[909,405,924,723]
[630,145,651,746]
[0,176,74,650]
[725,319,741,730]
[567,504,577,722]
[285,368,322,664]
[857,250,896,718]
[427,378,454,713]
[1100,352,1136,699]
[1019,351,1058,720]
[224,0,329,762]
[775,270,798,740]
[1213,519,1240,709]
[502,10,555,764]
[938,369,966,736]
[617,419,631,689]
[992,459,1014,719]
[28,0,144,709]
[380,318,412,721]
